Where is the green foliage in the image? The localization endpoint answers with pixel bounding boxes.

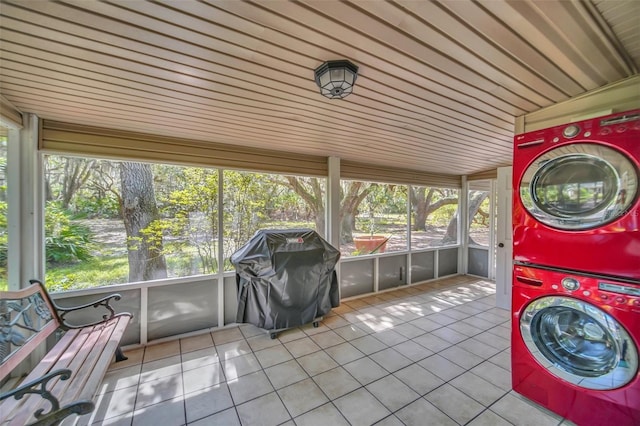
[430,204,458,226]
[44,256,129,291]
[74,193,120,218]
[45,203,94,264]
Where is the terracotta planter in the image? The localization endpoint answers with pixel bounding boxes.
[353,235,388,254]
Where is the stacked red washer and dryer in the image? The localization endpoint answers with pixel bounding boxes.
[511,110,640,426]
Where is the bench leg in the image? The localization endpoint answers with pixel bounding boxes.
[115,347,128,362]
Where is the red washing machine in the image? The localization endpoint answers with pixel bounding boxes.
[513,109,640,281]
[512,264,640,426]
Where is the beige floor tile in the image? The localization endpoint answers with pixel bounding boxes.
[132,397,185,426]
[211,326,244,345]
[293,402,350,426]
[343,356,389,385]
[366,375,420,412]
[89,385,139,424]
[309,329,346,348]
[491,392,564,426]
[394,398,457,426]
[408,316,442,332]
[446,321,483,339]
[488,323,511,339]
[343,299,370,310]
[278,378,329,417]
[324,342,365,365]
[135,372,183,410]
[312,366,361,400]
[425,383,485,425]
[89,278,579,425]
[264,359,309,389]
[393,364,445,396]
[181,346,220,371]
[283,336,321,357]
[90,413,134,426]
[350,334,388,355]
[246,333,282,351]
[236,392,291,426]
[333,388,391,426]
[467,409,513,426]
[332,323,369,340]
[238,323,265,339]
[227,370,274,405]
[392,340,433,362]
[98,364,141,395]
[439,345,485,369]
[276,327,307,343]
[489,349,512,371]
[431,326,469,344]
[457,337,503,359]
[413,332,453,352]
[373,329,409,346]
[321,315,350,330]
[450,371,507,406]
[111,348,144,370]
[222,352,261,380]
[180,333,214,354]
[215,339,251,361]
[184,382,233,424]
[470,361,512,391]
[140,354,182,382]
[182,361,225,394]
[143,340,181,363]
[428,312,459,326]
[392,322,426,339]
[254,344,293,368]
[418,354,466,381]
[474,330,511,350]
[462,315,496,331]
[189,407,240,425]
[374,415,405,426]
[302,321,331,336]
[331,304,355,315]
[297,350,339,376]
[369,347,412,372]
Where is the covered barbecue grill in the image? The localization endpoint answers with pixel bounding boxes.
[231,229,340,338]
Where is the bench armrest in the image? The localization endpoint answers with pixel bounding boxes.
[0,369,94,424]
[29,279,132,330]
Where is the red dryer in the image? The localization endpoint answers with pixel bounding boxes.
[512,109,640,281]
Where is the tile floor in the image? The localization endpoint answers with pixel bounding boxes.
[89,276,573,426]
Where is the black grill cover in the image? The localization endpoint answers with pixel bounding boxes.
[231,229,340,330]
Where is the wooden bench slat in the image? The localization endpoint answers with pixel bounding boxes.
[1,283,131,426]
[3,317,130,426]
[75,316,130,404]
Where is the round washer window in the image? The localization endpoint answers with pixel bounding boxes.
[520,296,638,390]
[520,144,637,230]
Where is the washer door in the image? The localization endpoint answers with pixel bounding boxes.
[520,143,637,230]
[520,296,638,389]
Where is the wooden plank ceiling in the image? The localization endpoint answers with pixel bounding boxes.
[0,0,638,176]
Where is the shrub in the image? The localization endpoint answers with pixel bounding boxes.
[45,203,94,264]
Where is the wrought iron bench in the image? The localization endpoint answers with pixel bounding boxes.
[0,280,132,426]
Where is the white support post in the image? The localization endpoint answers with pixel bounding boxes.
[217,168,225,328]
[460,176,468,275]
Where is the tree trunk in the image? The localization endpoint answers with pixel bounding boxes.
[338,182,375,244]
[120,162,167,282]
[441,191,489,244]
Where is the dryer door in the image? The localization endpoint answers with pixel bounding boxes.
[520,296,638,389]
[520,143,637,230]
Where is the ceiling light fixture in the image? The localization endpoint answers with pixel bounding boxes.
[314,60,359,99]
